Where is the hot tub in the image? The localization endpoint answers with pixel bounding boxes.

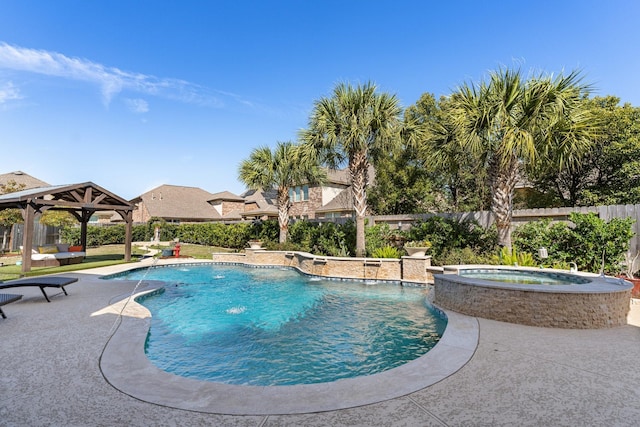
[433,265,632,329]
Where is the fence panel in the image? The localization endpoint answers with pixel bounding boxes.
[369,204,640,257]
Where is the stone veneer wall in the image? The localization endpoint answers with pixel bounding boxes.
[434,275,631,329]
[211,249,433,284]
[288,187,323,219]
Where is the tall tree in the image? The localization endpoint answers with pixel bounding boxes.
[238,141,325,243]
[407,93,490,212]
[581,98,640,204]
[447,67,597,247]
[299,81,402,257]
[520,96,640,207]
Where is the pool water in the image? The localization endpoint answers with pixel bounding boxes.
[458,269,590,285]
[116,264,446,386]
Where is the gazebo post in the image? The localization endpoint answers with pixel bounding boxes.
[80,210,90,252]
[124,211,132,262]
[21,202,35,274]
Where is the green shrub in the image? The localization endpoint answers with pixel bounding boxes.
[288,220,356,257]
[370,246,402,258]
[434,247,495,266]
[512,212,635,274]
[314,222,353,257]
[490,246,537,267]
[365,222,401,256]
[403,216,498,264]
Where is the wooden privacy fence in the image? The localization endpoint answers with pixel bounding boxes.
[368,204,640,255]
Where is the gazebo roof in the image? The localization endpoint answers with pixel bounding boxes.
[0,182,133,213]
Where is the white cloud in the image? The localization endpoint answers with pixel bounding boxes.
[0,81,22,104]
[125,98,149,113]
[0,42,223,107]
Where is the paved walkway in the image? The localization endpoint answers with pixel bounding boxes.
[1,259,639,426]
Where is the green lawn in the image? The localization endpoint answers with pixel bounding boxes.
[0,243,234,280]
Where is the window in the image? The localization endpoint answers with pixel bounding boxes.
[290,185,309,203]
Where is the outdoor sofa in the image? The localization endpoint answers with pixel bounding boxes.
[22,244,86,267]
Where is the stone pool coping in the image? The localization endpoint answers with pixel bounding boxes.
[99,280,479,415]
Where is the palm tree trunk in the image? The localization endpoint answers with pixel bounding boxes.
[277,188,290,243]
[489,154,519,248]
[350,152,369,257]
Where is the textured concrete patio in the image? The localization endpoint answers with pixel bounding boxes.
[1,260,639,426]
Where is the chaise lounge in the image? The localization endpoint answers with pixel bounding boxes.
[0,276,78,302]
[0,293,22,318]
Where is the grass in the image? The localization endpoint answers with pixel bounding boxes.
[0,243,235,280]
[174,243,235,258]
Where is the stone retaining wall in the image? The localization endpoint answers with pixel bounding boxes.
[211,249,433,284]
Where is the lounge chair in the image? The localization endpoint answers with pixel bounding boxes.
[0,293,22,318]
[0,276,78,302]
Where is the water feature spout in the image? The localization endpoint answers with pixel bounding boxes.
[569,262,578,273]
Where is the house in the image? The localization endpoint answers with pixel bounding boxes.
[207,191,246,221]
[0,171,50,191]
[128,168,359,225]
[131,184,223,223]
[287,168,355,220]
[236,169,356,221]
[239,188,279,220]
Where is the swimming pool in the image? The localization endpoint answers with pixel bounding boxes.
[111,264,447,386]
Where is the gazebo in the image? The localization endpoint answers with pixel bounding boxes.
[0,182,133,273]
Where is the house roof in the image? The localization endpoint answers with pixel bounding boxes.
[131,184,221,221]
[220,209,244,220]
[240,188,278,218]
[315,187,354,213]
[326,168,351,185]
[208,191,244,202]
[0,171,50,191]
[241,188,277,207]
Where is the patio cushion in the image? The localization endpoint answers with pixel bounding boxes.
[56,243,70,252]
[38,245,59,254]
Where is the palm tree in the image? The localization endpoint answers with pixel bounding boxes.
[447,67,598,247]
[299,81,402,257]
[238,141,325,243]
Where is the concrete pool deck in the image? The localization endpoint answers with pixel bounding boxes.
[1,258,639,426]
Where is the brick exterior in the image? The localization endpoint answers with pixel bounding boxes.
[221,201,244,216]
[289,186,324,219]
[132,203,151,223]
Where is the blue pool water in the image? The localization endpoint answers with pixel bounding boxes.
[458,268,590,285]
[112,264,447,386]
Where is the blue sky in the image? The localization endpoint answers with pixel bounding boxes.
[1,1,638,200]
